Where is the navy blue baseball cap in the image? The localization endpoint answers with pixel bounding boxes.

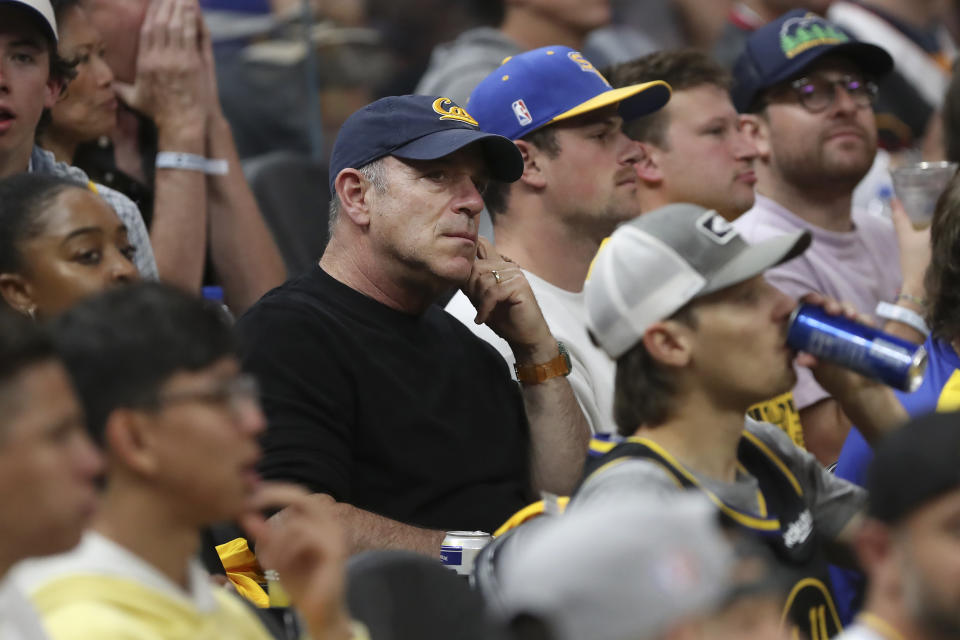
[467,46,671,141]
[731,10,893,113]
[328,94,524,193]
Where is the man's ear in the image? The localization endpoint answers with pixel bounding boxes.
[0,273,36,317]
[633,142,664,186]
[514,139,547,190]
[642,320,693,368]
[334,168,373,228]
[739,114,770,161]
[103,408,160,477]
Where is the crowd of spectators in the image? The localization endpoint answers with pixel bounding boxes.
[5,0,960,639]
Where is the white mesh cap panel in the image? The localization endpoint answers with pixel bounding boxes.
[586,226,706,359]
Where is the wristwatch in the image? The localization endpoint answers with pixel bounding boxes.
[514,342,572,384]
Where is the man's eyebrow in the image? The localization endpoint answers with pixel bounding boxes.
[10,37,44,49]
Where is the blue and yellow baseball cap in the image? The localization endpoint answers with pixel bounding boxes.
[731,10,893,113]
[467,46,672,141]
[328,94,524,193]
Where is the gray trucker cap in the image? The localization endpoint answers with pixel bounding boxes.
[585,203,810,359]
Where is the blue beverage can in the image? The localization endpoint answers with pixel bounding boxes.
[786,304,927,392]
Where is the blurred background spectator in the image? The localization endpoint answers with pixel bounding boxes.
[194,0,960,163]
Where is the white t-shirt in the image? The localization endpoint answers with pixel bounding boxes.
[0,578,49,640]
[445,270,617,435]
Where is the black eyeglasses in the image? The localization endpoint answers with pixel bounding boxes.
[782,74,879,113]
[153,374,260,417]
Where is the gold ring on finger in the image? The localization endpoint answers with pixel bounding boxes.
[491,269,502,285]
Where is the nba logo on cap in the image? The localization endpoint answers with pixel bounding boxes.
[512,99,533,126]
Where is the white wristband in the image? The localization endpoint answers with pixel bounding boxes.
[155,152,229,176]
[875,301,930,337]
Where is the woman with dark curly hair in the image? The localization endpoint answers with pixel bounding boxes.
[830,169,960,623]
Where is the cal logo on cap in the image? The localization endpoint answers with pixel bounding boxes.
[432,98,479,126]
[696,210,738,245]
[779,13,849,59]
[512,99,533,126]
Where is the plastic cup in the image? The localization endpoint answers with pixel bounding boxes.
[890,161,958,228]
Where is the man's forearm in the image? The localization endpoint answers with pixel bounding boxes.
[513,340,590,495]
[798,398,851,465]
[151,122,209,291]
[521,376,591,495]
[206,115,286,313]
[833,385,908,446]
[328,500,446,556]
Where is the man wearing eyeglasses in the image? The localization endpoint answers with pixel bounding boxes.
[7,283,290,639]
[730,10,929,466]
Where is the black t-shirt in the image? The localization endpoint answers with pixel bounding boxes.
[237,266,534,533]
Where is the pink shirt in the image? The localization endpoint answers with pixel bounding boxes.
[734,195,902,409]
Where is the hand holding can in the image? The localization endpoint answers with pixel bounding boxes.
[788,303,926,392]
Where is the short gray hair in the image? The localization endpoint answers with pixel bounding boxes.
[328,158,388,237]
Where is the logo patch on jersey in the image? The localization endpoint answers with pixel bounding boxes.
[695,210,738,245]
[512,99,533,126]
[783,509,813,548]
[432,97,479,126]
[779,13,850,59]
[567,51,610,86]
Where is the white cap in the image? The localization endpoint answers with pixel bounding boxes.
[585,203,810,359]
[2,0,58,42]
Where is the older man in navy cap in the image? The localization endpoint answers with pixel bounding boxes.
[238,94,591,556]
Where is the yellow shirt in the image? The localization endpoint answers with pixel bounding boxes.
[748,391,806,449]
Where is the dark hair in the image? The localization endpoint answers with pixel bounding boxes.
[945,62,960,163]
[52,283,238,445]
[0,173,86,273]
[612,305,698,435]
[0,310,57,431]
[49,0,83,77]
[464,0,504,26]
[484,126,560,219]
[925,171,960,341]
[606,50,732,146]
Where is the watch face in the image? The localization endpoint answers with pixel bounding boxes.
[558,342,572,375]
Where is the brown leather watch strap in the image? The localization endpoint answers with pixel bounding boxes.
[514,342,572,384]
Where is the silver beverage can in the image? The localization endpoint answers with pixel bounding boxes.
[440,531,491,576]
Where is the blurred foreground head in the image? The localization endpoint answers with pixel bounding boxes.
[497,496,745,640]
[0,310,101,573]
